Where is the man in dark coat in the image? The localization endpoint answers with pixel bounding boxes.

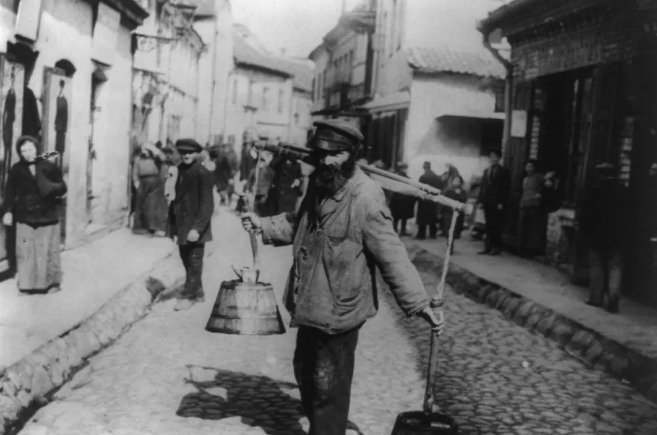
[241,119,443,435]
[269,154,303,214]
[416,161,443,239]
[166,139,214,311]
[477,149,510,255]
[581,163,627,313]
[389,161,415,236]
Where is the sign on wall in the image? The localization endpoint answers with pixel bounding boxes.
[511,110,527,138]
[91,2,120,66]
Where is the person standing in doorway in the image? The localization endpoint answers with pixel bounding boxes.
[581,163,627,313]
[478,149,510,256]
[517,159,545,257]
[389,161,415,236]
[2,66,16,189]
[416,161,443,239]
[54,79,68,166]
[166,139,214,311]
[240,119,443,435]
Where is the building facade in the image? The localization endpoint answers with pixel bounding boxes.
[224,24,294,151]
[309,2,376,140]
[480,0,657,304]
[131,0,205,149]
[0,0,147,273]
[285,58,314,147]
[363,0,505,182]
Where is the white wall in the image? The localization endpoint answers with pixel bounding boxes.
[405,75,498,185]
[225,67,293,150]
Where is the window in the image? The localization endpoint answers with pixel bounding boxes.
[247,80,254,106]
[231,78,238,104]
[278,88,284,113]
[262,86,270,111]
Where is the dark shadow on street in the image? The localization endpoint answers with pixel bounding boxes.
[178,366,306,434]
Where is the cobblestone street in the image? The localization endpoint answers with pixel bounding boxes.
[18,209,657,435]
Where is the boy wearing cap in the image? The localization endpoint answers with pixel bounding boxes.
[241,120,443,435]
[167,139,214,311]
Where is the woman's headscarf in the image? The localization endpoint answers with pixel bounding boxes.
[15,135,40,159]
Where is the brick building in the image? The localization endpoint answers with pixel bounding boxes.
[480,0,657,304]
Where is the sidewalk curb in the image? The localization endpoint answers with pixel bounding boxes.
[407,246,657,403]
[0,253,185,435]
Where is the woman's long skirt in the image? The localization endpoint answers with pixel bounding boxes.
[134,175,167,232]
[16,222,62,291]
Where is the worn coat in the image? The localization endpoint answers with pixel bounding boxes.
[166,160,214,244]
[417,170,443,225]
[478,164,510,207]
[2,160,67,225]
[260,167,430,335]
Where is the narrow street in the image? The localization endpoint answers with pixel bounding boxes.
[17,209,657,435]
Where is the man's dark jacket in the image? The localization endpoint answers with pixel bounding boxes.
[478,163,510,207]
[417,169,443,225]
[167,160,214,244]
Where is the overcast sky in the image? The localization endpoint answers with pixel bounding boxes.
[231,0,363,59]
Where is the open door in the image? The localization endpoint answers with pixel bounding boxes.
[0,56,25,275]
[42,67,72,243]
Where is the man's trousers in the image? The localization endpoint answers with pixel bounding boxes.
[293,325,359,435]
[178,243,205,300]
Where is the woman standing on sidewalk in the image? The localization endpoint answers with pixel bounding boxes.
[2,135,67,294]
[517,159,545,257]
[132,142,167,236]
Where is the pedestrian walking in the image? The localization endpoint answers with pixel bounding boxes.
[477,149,510,256]
[240,119,443,435]
[214,144,233,206]
[442,175,467,254]
[1,135,67,295]
[439,163,461,236]
[389,161,415,236]
[166,139,214,311]
[416,161,443,239]
[270,153,303,214]
[581,162,627,313]
[132,142,167,236]
[247,150,275,217]
[517,159,545,257]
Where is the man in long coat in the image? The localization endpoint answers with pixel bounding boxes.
[166,139,214,311]
[477,149,510,255]
[241,120,443,435]
[416,161,443,239]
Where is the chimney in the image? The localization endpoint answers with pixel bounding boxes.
[341,0,346,13]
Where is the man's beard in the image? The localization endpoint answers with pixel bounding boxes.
[312,155,357,197]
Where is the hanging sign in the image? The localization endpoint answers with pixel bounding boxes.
[15,0,42,41]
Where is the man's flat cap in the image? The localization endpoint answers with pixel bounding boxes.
[310,119,364,151]
[175,138,202,153]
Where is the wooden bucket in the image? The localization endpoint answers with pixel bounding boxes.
[206,279,286,335]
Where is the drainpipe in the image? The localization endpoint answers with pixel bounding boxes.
[479,26,513,159]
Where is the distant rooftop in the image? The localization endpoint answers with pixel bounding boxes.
[406,44,505,78]
[234,23,315,87]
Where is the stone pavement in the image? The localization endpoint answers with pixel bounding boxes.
[0,228,184,434]
[403,233,657,401]
[17,209,657,435]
